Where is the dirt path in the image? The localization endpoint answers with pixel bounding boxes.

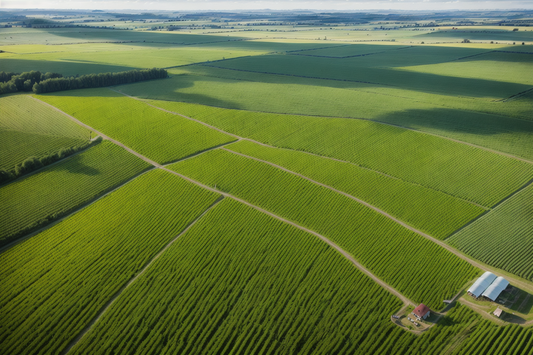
[33,95,533,330]
[158,167,413,306]
[60,197,224,355]
[37,92,533,295]
[112,89,489,209]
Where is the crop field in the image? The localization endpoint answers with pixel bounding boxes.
[0,169,220,355]
[2,13,533,355]
[226,140,485,239]
[1,44,268,74]
[448,184,533,281]
[211,52,529,99]
[0,141,151,248]
[118,65,533,160]
[70,198,407,354]
[0,95,90,170]
[169,149,479,308]
[150,99,533,207]
[38,88,237,164]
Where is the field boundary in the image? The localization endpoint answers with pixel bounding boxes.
[112,90,497,207]
[60,196,225,355]
[221,147,468,239]
[0,168,155,255]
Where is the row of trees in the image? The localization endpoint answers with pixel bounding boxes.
[0,71,62,95]
[0,139,99,185]
[33,68,168,94]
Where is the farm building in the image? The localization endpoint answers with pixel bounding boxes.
[412,304,431,320]
[482,277,510,301]
[468,271,497,298]
[493,307,503,318]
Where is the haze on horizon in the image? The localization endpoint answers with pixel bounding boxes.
[2,0,533,11]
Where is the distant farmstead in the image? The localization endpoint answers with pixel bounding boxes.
[468,272,510,302]
[412,304,431,320]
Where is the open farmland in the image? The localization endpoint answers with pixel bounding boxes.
[0,169,220,355]
[2,9,533,355]
[71,198,407,354]
[0,141,150,248]
[226,139,485,239]
[448,184,533,281]
[150,99,533,207]
[169,148,479,309]
[0,95,90,170]
[38,89,237,164]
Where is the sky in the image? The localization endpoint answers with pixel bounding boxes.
[1,0,533,11]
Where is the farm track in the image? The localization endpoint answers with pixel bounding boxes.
[60,197,225,355]
[111,89,495,208]
[32,95,533,329]
[222,147,458,237]
[31,96,414,308]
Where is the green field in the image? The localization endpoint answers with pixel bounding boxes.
[0,141,151,248]
[0,94,89,170]
[227,140,485,239]
[151,99,533,207]
[169,149,479,309]
[71,198,406,354]
[38,89,237,164]
[448,184,533,281]
[2,17,533,355]
[0,169,220,355]
[117,65,533,160]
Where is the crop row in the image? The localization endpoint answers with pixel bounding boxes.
[150,98,533,207]
[448,184,533,281]
[451,308,533,355]
[0,169,220,355]
[227,140,485,239]
[71,198,407,355]
[0,141,151,247]
[38,88,237,164]
[169,149,479,309]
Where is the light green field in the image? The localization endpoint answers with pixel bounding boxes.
[169,149,479,309]
[0,95,89,170]
[0,169,220,355]
[0,141,151,247]
[38,89,237,164]
[150,99,533,207]
[212,52,529,99]
[397,51,533,88]
[448,183,533,281]
[227,140,485,239]
[1,43,268,72]
[117,65,533,160]
[71,198,405,354]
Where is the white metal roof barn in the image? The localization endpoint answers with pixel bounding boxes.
[482,277,510,301]
[468,272,497,297]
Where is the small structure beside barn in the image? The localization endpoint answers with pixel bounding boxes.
[493,307,503,318]
[412,304,431,320]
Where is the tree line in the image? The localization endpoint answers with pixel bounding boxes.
[0,68,168,95]
[33,68,168,94]
[0,71,62,95]
[0,138,100,185]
